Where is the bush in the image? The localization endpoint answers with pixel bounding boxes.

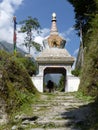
[71,69,81,77]
[17,57,38,76]
[58,75,65,92]
[0,50,38,113]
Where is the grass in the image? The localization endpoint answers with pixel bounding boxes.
[43,122,56,129]
[74,91,94,102]
[0,94,41,130]
[0,50,41,129]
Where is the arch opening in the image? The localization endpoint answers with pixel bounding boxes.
[43,67,66,92]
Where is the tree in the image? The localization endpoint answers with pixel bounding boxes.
[67,0,96,37]
[67,0,98,97]
[20,16,41,54]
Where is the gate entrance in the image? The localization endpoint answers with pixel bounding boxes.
[44,67,66,92]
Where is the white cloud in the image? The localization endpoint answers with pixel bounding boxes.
[0,0,23,43]
[60,32,71,43]
[59,27,75,44]
[29,28,50,56]
[34,28,50,45]
[66,27,74,35]
[73,48,79,56]
[40,28,50,37]
[34,36,44,46]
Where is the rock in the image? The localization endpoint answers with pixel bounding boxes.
[11,125,17,130]
[15,114,26,120]
[0,113,8,125]
[22,120,30,124]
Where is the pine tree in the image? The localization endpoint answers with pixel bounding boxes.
[19,16,41,54]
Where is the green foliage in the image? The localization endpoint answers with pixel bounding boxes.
[17,56,37,76]
[79,12,98,97]
[68,0,98,98]
[58,75,65,92]
[19,16,41,53]
[67,0,96,36]
[32,41,42,52]
[20,16,40,32]
[79,36,98,97]
[71,69,80,77]
[0,50,38,113]
[75,91,94,102]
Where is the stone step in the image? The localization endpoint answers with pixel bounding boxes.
[30,128,80,130]
[36,119,74,127]
[22,119,74,128]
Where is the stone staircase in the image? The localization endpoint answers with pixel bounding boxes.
[12,92,91,130]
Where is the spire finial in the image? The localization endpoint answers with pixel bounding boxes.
[50,12,58,35]
[52,12,56,20]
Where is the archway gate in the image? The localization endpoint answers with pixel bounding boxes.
[32,63,80,92]
[32,63,73,92]
[44,67,67,92]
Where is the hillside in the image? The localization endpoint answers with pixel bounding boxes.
[0,41,26,55]
[67,0,98,129]
[68,0,98,97]
[0,50,39,125]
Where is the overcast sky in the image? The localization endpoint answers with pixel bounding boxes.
[0,0,80,58]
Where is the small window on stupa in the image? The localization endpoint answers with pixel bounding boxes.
[53,41,57,47]
[52,40,57,47]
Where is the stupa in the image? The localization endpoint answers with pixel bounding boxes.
[32,13,80,92]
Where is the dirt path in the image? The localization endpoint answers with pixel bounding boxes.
[18,92,91,130]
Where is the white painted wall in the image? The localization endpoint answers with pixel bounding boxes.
[31,76,43,92]
[32,75,80,93]
[65,75,80,92]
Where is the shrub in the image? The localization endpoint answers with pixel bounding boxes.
[71,69,81,77]
[0,50,38,113]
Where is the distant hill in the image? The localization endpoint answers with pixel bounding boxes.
[0,41,26,55]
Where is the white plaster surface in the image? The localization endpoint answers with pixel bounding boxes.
[32,76,43,92]
[32,75,80,93]
[65,76,80,92]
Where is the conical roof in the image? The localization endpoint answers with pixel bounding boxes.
[43,13,66,49]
